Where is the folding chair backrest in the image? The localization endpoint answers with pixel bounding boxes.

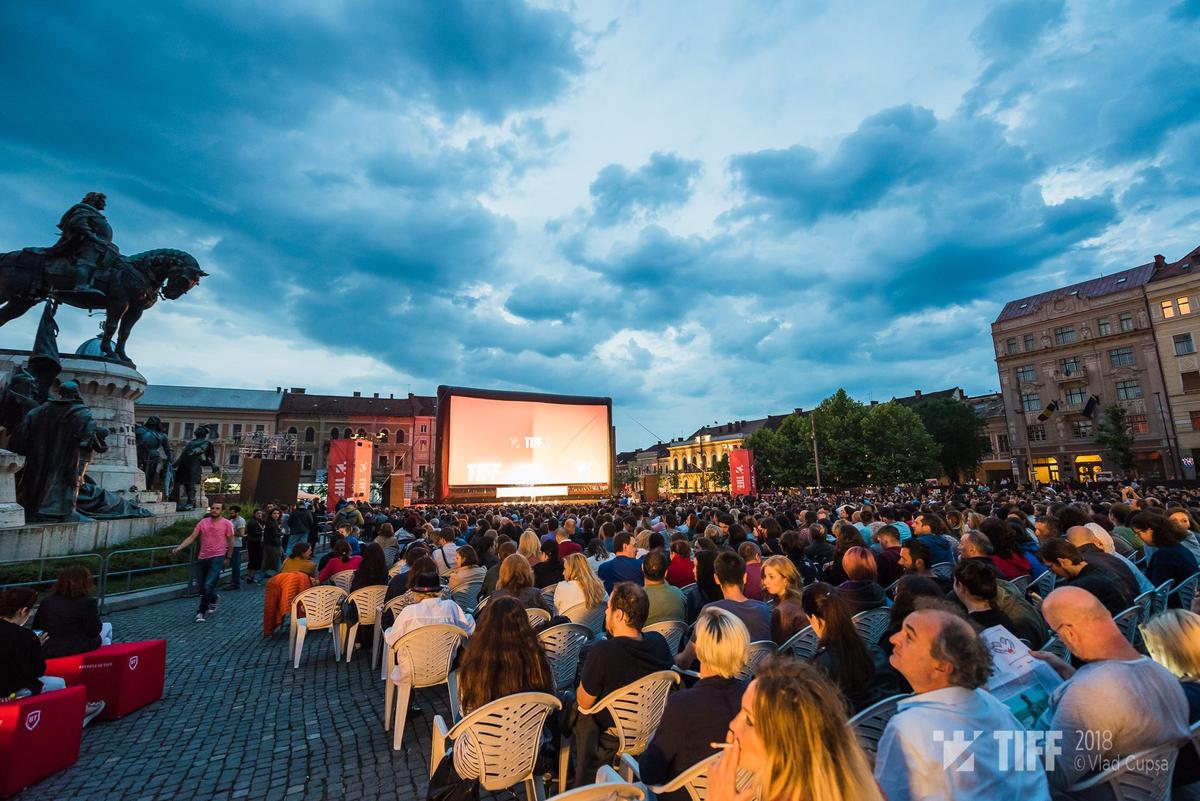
[330,570,356,592]
[388,562,405,578]
[538,623,592,692]
[1174,572,1198,611]
[347,585,387,624]
[930,562,953,580]
[526,607,552,627]
[851,608,891,646]
[449,692,561,791]
[780,625,820,661]
[1151,580,1174,617]
[541,583,559,612]
[849,693,912,766]
[648,752,719,801]
[451,579,485,614]
[1064,737,1183,800]
[1007,574,1031,595]
[563,602,606,636]
[1113,606,1141,645]
[545,784,645,801]
[592,670,680,757]
[382,545,398,566]
[1134,589,1154,622]
[292,586,347,627]
[643,620,687,654]
[391,624,468,688]
[735,641,777,682]
[1030,570,1056,600]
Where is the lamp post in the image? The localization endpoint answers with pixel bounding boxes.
[810,410,823,493]
[1153,391,1175,480]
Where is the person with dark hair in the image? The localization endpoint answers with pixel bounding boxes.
[665,539,694,588]
[491,554,552,612]
[836,547,886,614]
[899,539,951,593]
[880,576,948,656]
[977,517,1033,580]
[1,587,106,723]
[456,596,554,714]
[1108,502,1142,552]
[952,560,1017,632]
[33,565,110,656]
[263,507,285,576]
[1037,539,1131,616]
[1130,511,1200,606]
[226,504,246,590]
[318,539,362,583]
[350,542,389,591]
[480,541,517,599]
[533,538,565,588]
[448,544,487,596]
[675,551,771,669]
[801,582,878,713]
[572,582,672,787]
[879,609,1050,800]
[910,513,954,566]
[683,549,723,624]
[597,531,644,592]
[642,549,686,625]
[280,542,317,578]
[244,507,266,583]
[873,525,905,587]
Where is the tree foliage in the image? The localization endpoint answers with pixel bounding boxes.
[1095,404,1137,475]
[707,453,730,490]
[912,397,990,482]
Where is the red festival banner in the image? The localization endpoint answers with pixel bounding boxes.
[327,439,374,512]
[729,449,757,497]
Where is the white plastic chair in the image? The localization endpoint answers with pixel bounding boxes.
[849,693,912,767]
[1172,572,1198,611]
[341,585,386,663]
[383,623,469,751]
[735,640,777,682]
[388,561,406,579]
[643,620,688,654]
[1134,589,1155,622]
[330,569,356,592]
[779,625,820,661]
[541,583,559,613]
[430,692,562,801]
[373,596,413,678]
[930,562,953,580]
[544,782,644,801]
[851,608,891,646]
[557,670,680,793]
[527,607,552,627]
[538,623,592,692]
[1113,606,1142,645]
[289,586,347,668]
[451,578,485,615]
[562,602,607,637]
[1064,737,1183,800]
[1029,570,1055,600]
[1150,579,1174,617]
[645,752,719,801]
[1007,574,1031,596]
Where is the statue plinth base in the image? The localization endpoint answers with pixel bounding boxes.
[0,449,26,528]
[0,350,148,494]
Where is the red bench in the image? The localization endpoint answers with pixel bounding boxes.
[42,640,166,721]
[0,685,86,797]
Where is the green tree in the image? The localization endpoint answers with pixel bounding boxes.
[913,397,990,482]
[417,471,436,499]
[863,402,942,485]
[810,389,871,486]
[707,453,730,491]
[1095,404,1137,476]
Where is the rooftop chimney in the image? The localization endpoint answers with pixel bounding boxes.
[794,407,804,416]
[408,392,415,400]
[389,393,394,399]
[870,400,879,407]
[352,391,361,398]
[373,392,379,398]
[914,389,922,397]
[1154,254,1166,268]
[290,387,306,394]
[275,386,281,393]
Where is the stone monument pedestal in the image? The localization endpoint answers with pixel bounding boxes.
[0,449,26,528]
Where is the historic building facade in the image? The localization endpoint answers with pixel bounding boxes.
[1145,247,1200,478]
[992,257,1178,483]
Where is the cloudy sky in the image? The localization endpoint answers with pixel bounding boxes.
[1,0,1197,450]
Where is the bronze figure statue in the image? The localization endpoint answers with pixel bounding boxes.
[172,424,216,511]
[135,415,174,494]
[0,193,207,364]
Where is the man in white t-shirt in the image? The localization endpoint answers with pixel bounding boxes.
[226,505,247,590]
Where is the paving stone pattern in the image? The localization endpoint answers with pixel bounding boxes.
[18,583,460,801]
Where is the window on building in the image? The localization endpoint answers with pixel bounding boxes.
[1016,365,1036,383]
[1004,338,1017,355]
[1097,318,1111,336]
[1162,299,1176,319]
[1066,387,1086,406]
[996,433,1010,453]
[287,426,297,436]
[378,429,389,443]
[395,430,406,444]
[1179,297,1192,315]
[1126,414,1149,434]
[1022,393,1042,412]
[1054,326,1076,346]
[1191,411,1200,431]
[343,427,354,439]
[304,427,315,442]
[1023,334,1036,351]
[1059,357,1082,375]
[418,465,427,477]
[1174,333,1195,355]
[1109,347,1135,367]
[379,455,389,469]
[1028,424,1047,442]
[231,423,242,438]
[1072,420,1093,438]
[184,422,194,440]
[420,424,428,433]
[229,452,240,466]
[356,427,367,439]
[1116,380,1142,400]
[302,454,313,470]
[330,428,339,440]
[1119,313,1134,332]
[395,455,404,469]
[255,424,265,432]
[1183,371,1200,393]
[419,441,427,450]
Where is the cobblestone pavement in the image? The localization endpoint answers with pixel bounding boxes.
[18,582,459,801]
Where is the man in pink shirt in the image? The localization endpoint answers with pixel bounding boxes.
[173,502,234,622]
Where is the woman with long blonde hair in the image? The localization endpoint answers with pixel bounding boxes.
[760,555,808,645]
[518,529,543,566]
[554,551,607,613]
[709,656,882,801]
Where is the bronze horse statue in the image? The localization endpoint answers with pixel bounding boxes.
[0,246,206,363]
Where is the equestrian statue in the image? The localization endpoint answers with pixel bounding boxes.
[0,192,207,364]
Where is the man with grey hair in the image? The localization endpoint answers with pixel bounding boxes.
[958,530,993,560]
[877,608,1050,800]
[1064,525,1146,599]
[1035,586,1189,791]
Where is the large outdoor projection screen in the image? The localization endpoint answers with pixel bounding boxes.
[436,386,613,502]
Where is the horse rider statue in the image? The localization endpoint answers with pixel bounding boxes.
[49,191,113,300]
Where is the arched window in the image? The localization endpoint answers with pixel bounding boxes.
[330,429,340,440]
[673,458,679,471]
[356,427,367,439]
[304,427,315,442]
[287,426,297,436]
[342,427,353,439]
[395,429,406,444]
[700,453,707,469]
[378,428,389,443]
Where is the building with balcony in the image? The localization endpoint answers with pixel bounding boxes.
[662,413,797,493]
[1145,247,1200,478]
[992,257,1175,483]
